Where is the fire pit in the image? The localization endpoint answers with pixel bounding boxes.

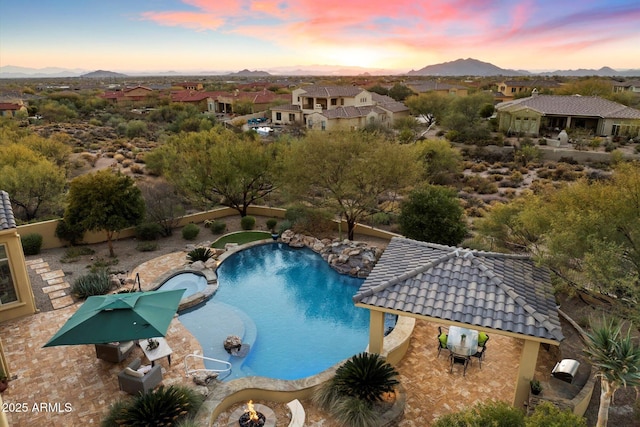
[227,401,276,427]
[239,401,265,427]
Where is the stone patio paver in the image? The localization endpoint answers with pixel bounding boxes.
[50,295,75,310]
[40,270,65,281]
[41,283,70,294]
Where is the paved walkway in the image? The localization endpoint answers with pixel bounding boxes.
[2,250,558,426]
[25,258,74,310]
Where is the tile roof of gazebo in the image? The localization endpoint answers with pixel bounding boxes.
[353,237,564,343]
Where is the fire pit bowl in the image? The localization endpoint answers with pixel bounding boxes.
[239,410,266,427]
[227,402,276,427]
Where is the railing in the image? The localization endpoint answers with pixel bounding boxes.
[184,353,232,377]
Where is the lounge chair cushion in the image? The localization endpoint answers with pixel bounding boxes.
[124,367,144,378]
[137,365,152,374]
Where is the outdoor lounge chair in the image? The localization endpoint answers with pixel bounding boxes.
[437,326,449,358]
[95,341,135,363]
[117,357,162,395]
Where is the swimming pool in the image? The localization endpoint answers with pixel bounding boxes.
[178,242,370,381]
[156,272,207,299]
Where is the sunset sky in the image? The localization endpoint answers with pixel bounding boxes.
[1,0,639,74]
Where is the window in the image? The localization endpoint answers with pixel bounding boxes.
[511,88,516,93]
[288,113,296,122]
[321,121,326,130]
[331,98,337,106]
[276,112,282,120]
[0,245,18,305]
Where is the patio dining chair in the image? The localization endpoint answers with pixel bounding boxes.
[449,352,470,376]
[471,345,487,369]
[437,326,449,358]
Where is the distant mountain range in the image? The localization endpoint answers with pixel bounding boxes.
[1,59,639,78]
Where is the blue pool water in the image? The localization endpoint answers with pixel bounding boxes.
[157,272,207,299]
[178,243,370,381]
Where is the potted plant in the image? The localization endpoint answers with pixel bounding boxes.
[266,218,279,240]
[530,379,543,395]
[0,369,8,393]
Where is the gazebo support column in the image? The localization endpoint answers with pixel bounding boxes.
[368,310,385,354]
[513,339,540,409]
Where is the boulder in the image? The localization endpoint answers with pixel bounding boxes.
[223,335,243,353]
[192,372,218,386]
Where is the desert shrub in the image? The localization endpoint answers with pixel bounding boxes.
[285,205,335,236]
[21,233,43,256]
[266,218,278,232]
[122,159,134,168]
[60,246,95,263]
[135,222,163,241]
[209,220,227,234]
[470,162,488,173]
[55,219,85,245]
[136,242,157,252]
[240,215,256,230]
[277,219,293,235]
[370,212,392,226]
[71,269,111,298]
[182,223,200,240]
[102,385,203,427]
[113,153,125,163]
[187,247,213,263]
[129,163,145,174]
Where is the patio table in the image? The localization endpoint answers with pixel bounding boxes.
[447,326,479,356]
[138,337,172,367]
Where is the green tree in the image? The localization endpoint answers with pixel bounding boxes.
[64,170,145,257]
[416,139,463,185]
[405,92,453,124]
[387,83,414,101]
[398,185,467,245]
[282,131,419,240]
[584,316,640,427]
[0,144,66,220]
[148,126,277,216]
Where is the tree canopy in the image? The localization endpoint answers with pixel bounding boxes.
[146,125,278,216]
[64,170,145,256]
[281,131,419,240]
[398,184,468,245]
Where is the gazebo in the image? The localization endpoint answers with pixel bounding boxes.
[353,237,564,408]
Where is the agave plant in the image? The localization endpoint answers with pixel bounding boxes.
[186,247,213,263]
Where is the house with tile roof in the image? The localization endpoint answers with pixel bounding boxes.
[271,85,410,130]
[101,86,155,104]
[353,237,563,409]
[0,102,27,118]
[405,80,469,97]
[0,190,37,323]
[495,94,640,137]
[495,79,562,101]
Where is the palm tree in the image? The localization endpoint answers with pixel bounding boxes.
[583,316,640,427]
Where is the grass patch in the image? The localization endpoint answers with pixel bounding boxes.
[60,246,95,263]
[211,231,272,249]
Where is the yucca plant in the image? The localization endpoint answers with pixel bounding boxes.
[102,385,203,427]
[187,247,213,263]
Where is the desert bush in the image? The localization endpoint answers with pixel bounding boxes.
[113,153,125,163]
[240,215,256,230]
[182,223,200,240]
[136,242,157,252]
[370,212,392,226]
[135,222,163,241]
[129,163,145,174]
[122,159,134,168]
[71,269,111,298]
[208,220,227,234]
[21,233,43,256]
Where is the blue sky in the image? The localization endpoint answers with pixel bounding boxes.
[1,0,638,73]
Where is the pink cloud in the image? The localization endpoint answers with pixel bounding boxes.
[138,0,640,61]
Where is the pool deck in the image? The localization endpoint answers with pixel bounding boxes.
[1,248,556,426]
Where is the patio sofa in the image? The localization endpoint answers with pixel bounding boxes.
[117,357,163,395]
[95,341,135,363]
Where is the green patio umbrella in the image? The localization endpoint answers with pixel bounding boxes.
[43,289,185,347]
